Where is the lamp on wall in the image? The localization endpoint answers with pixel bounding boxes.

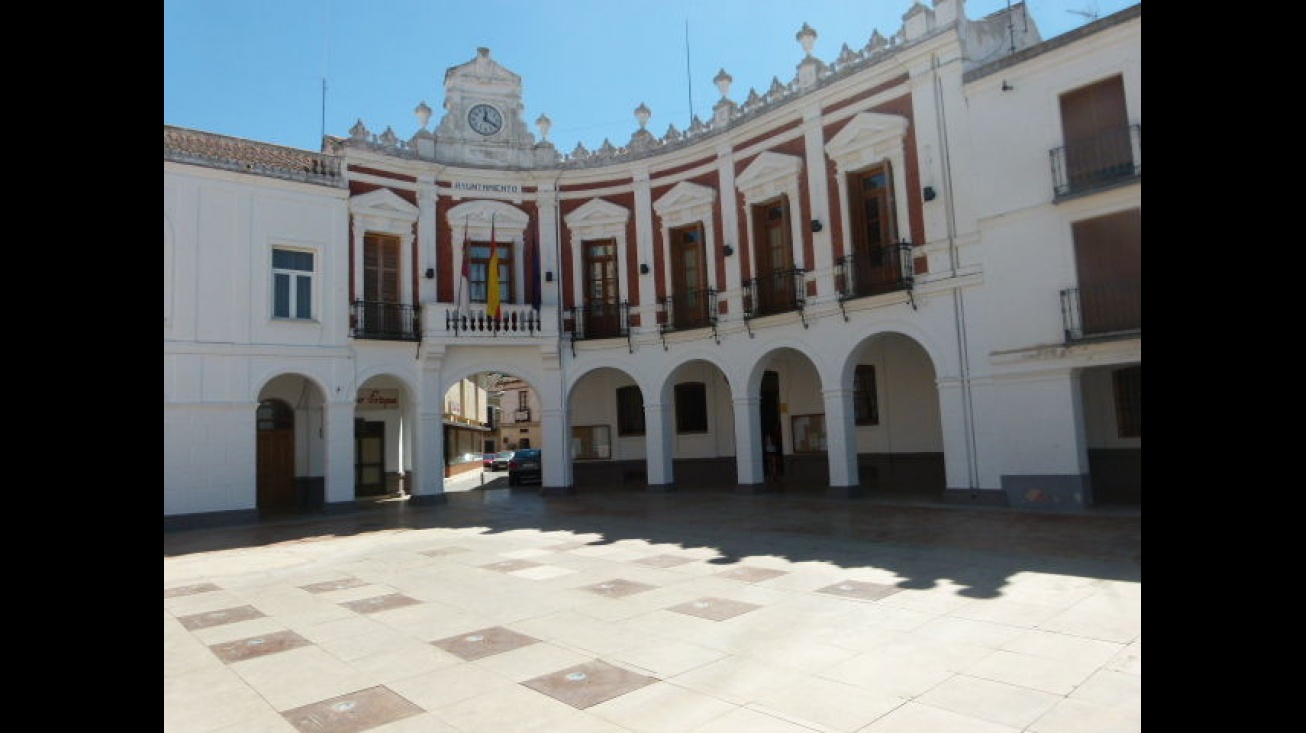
[639,263,650,274]
[545,271,554,282]
[810,220,823,233]
[424,268,435,279]
[923,186,937,201]
[722,244,734,256]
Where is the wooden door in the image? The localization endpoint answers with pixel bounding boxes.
[670,224,708,328]
[753,197,794,314]
[583,239,620,337]
[355,420,386,497]
[848,164,896,296]
[256,429,295,512]
[1059,75,1130,189]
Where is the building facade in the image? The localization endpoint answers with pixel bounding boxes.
[164,0,1141,524]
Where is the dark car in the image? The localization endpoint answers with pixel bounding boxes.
[488,450,514,471]
[506,448,542,486]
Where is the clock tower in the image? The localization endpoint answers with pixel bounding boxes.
[434,47,555,167]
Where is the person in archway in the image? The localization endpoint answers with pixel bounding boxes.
[764,432,781,480]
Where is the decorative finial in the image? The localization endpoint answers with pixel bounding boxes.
[713,69,733,99]
[796,22,818,56]
[535,113,552,141]
[414,101,432,129]
[634,103,651,130]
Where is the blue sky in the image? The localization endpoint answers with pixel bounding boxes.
[164,0,1136,154]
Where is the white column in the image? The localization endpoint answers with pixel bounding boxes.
[351,225,365,304]
[643,402,674,489]
[540,406,574,494]
[323,400,355,505]
[633,167,654,316]
[716,144,740,312]
[418,176,437,302]
[731,395,764,488]
[414,362,446,498]
[537,186,560,308]
[822,387,858,492]
[803,107,834,297]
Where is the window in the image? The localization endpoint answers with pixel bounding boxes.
[257,399,293,430]
[616,385,645,436]
[669,224,710,329]
[273,248,314,319]
[1058,75,1132,193]
[518,390,529,409]
[791,414,827,453]
[362,234,400,303]
[571,425,611,460]
[846,164,902,297]
[469,242,513,304]
[1072,208,1141,336]
[750,196,797,315]
[1113,365,1141,438]
[674,382,708,433]
[853,365,879,426]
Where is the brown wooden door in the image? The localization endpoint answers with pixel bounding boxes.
[753,197,794,313]
[583,239,620,337]
[670,224,708,328]
[1072,208,1141,336]
[257,429,295,512]
[849,164,897,296]
[1059,76,1131,189]
[363,234,401,333]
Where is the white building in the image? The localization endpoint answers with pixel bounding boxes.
[164,0,1140,526]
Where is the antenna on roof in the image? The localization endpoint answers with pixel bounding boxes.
[320,0,330,147]
[684,18,694,126]
[1067,2,1100,23]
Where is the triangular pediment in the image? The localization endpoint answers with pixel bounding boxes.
[653,181,716,215]
[735,151,803,191]
[564,198,631,228]
[349,188,418,219]
[825,112,909,161]
[446,199,529,230]
[444,47,521,87]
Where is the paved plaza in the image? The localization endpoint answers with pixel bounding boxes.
[164,480,1141,732]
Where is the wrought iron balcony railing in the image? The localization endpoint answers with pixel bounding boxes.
[835,241,915,302]
[658,288,719,348]
[1050,123,1141,198]
[351,300,421,341]
[744,267,806,320]
[658,288,717,332]
[1060,280,1141,342]
[568,301,630,341]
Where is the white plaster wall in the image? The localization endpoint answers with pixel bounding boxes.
[164,164,350,516]
[959,16,1141,356]
[853,334,944,453]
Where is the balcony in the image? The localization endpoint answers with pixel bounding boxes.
[445,303,543,336]
[835,241,914,301]
[659,288,717,332]
[568,302,630,341]
[1050,123,1141,199]
[744,268,806,319]
[351,300,420,341]
[1060,280,1141,343]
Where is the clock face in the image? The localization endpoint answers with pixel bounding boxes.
[468,104,503,136]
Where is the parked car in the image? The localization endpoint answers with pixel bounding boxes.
[489,450,515,471]
[482,452,496,469]
[507,448,542,486]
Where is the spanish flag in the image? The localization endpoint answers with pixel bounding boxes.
[486,215,501,321]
